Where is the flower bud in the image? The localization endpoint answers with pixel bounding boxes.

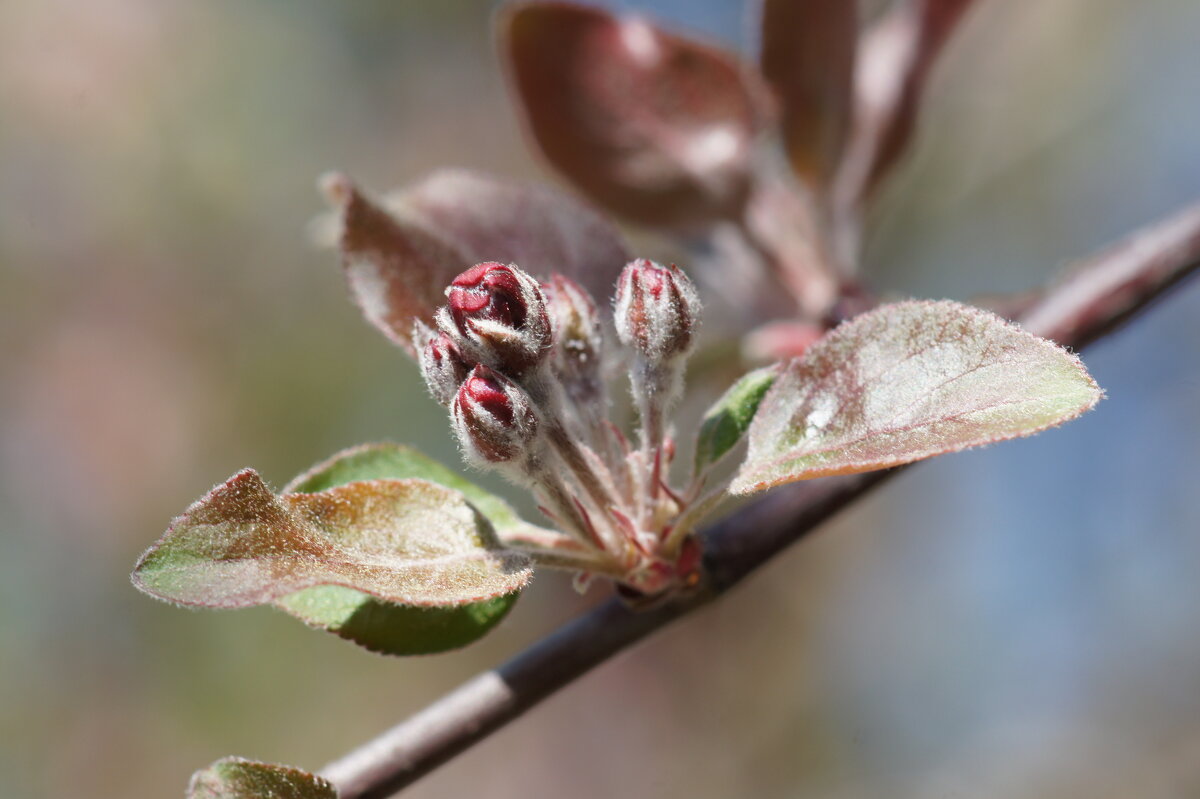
[614,259,700,363]
[451,364,540,465]
[544,274,604,403]
[416,323,471,407]
[439,262,552,377]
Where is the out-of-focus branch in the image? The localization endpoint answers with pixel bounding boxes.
[320,202,1200,799]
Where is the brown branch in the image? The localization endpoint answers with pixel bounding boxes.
[320,202,1200,799]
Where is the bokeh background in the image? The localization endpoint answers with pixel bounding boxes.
[3,1,1200,797]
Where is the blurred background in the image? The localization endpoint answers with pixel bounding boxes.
[2,1,1199,797]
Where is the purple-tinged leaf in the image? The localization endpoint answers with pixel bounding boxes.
[760,0,857,191]
[133,470,532,608]
[838,0,978,204]
[188,757,336,799]
[731,301,1102,493]
[500,2,766,228]
[327,170,630,356]
[327,174,470,357]
[395,169,630,303]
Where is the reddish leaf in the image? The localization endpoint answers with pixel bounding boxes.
[188,757,335,799]
[328,170,630,355]
[133,470,532,608]
[731,301,1102,493]
[760,0,857,191]
[329,174,469,357]
[395,169,631,304]
[501,2,766,228]
[839,0,978,203]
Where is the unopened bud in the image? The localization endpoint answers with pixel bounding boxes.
[544,274,604,403]
[439,262,552,377]
[451,365,540,464]
[614,259,699,363]
[416,323,471,407]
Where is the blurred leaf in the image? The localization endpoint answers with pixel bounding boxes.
[330,174,470,357]
[328,170,630,356]
[133,470,532,608]
[760,0,857,190]
[694,364,780,474]
[394,169,630,304]
[731,301,1102,493]
[843,0,977,202]
[500,2,765,228]
[187,757,336,799]
[277,443,539,654]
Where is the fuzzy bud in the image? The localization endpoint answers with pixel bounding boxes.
[614,259,700,363]
[451,364,540,465]
[544,274,605,403]
[417,323,472,407]
[439,262,552,377]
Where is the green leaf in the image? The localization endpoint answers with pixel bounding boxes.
[731,301,1102,493]
[694,365,780,473]
[133,471,531,608]
[277,443,535,654]
[187,757,336,799]
[274,586,516,656]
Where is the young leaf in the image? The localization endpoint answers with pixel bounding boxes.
[394,170,630,305]
[330,175,470,357]
[760,0,857,191]
[133,471,532,608]
[276,443,543,654]
[283,442,547,540]
[842,0,978,202]
[188,757,336,799]
[327,170,630,356]
[694,364,780,474]
[500,2,765,228]
[731,301,1102,493]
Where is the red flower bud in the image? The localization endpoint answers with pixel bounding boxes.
[614,259,700,363]
[417,325,472,407]
[451,365,540,464]
[544,274,605,402]
[439,262,551,376]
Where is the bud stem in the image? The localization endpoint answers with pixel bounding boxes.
[630,360,676,517]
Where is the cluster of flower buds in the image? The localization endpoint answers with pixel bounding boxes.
[420,258,704,600]
[437,261,552,378]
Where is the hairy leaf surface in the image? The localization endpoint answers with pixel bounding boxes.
[133,470,532,608]
[731,301,1102,493]
[501,2,765,227]
[188,758,336,799]
[332,170,629,355]
[276,443,538,654]
[334,176,469,356]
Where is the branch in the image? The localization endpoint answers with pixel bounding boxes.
[320,202,1200,799]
